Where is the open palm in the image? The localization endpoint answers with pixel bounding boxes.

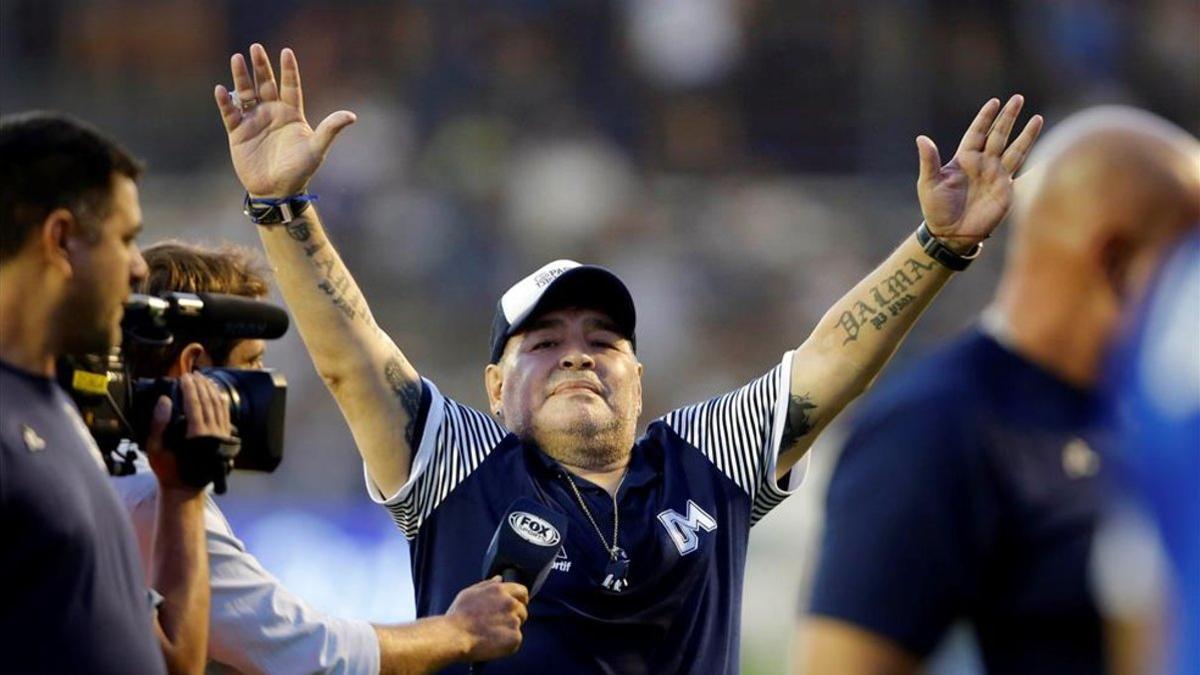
[917,96,1043,249]
[214,44,356,198]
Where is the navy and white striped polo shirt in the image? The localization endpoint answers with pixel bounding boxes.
[366,352,801,674]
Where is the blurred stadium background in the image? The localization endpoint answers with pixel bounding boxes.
[2,1,1196,672]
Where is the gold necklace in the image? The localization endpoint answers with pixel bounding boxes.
[560,469,631,592]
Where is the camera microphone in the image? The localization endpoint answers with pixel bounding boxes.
[124,292,290,341]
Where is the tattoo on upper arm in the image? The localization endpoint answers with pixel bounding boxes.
[385,357,423,446]
[837,257,934,344]
[781,392,818,449]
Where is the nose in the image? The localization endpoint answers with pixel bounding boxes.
[559,350,595,371]
[129,245,148,286]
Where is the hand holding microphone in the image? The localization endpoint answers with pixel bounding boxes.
[446,578,529,663]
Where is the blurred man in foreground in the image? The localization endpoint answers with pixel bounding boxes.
[1102,230,1200,675]
[796,107,1200,675]
[114,240,530,673]
[210,43,1040,673]
[0,112,223,674]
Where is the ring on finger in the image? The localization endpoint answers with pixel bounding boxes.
[230,90,259,112]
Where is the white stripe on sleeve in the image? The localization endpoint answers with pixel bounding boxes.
[662,351,799,525]
[363,379,508,538]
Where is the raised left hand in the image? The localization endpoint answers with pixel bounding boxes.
[916,95,1043,252]
[213,44,356,198]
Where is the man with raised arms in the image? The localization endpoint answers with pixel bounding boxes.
[211,44,1041,673]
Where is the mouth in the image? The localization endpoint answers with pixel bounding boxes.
[551,381,604,397]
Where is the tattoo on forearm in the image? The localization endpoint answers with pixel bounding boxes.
[286,218,368,322]
[285,219,312,242]
[837,257,934,344]
[781,393,818,449]
[385,357,423,446]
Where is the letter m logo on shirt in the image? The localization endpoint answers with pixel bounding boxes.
[658,500,718,555]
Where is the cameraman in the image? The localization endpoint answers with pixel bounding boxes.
[115,240,528,674]
[0,113,222,673]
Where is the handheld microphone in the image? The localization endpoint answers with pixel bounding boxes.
[481,498,568,598]
[472,499,567,673]
[123,292,290,341]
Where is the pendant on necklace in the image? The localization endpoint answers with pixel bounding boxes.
[601,547,630,593]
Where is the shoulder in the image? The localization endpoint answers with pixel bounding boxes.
[854,331,997,434]
[837,331,1003,478]
[110,470,159,512]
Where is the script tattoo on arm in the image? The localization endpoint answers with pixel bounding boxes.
[283,217,368,322]
[837,257,935,345]
[781,392,818,450]
[385,357,423,447]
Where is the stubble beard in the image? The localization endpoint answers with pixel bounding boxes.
[526,409,636,471]
[54,280,119,358]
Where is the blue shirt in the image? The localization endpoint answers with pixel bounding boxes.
[0,359,165,674]
[366,354,798,674]
[808,329,1106,674]
[1105,234,1200,675]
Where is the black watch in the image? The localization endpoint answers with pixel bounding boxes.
[243,192,315,225]
[916,222,983,271]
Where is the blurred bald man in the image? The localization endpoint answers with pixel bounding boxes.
[794,106,1200,675]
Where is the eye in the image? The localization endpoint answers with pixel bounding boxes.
[589,330,621,349]
[530,340,557,351]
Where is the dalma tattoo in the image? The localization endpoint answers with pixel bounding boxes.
[385,357,423,446]
[837,257,934,344]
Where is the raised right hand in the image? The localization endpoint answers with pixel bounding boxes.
[213,44,356,198]
[446,577,530,662]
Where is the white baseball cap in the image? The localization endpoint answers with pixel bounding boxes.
[488,259,636,364]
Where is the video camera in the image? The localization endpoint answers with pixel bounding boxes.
[58,292,290,494]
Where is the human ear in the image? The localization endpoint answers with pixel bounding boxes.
[172,343,213,378]
[1096,232,1135,303]
[484,363,504,416]
[40,209,78,277]
[634,360,644,417]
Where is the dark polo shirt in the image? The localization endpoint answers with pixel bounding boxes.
[809,329,1105,674]
[0,359,164,674]
[368,355,799,674]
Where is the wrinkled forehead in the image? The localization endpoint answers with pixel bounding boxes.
[518,306,624,335]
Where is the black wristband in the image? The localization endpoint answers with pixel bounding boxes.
[243,192,317,225]
[916,222,982,271]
